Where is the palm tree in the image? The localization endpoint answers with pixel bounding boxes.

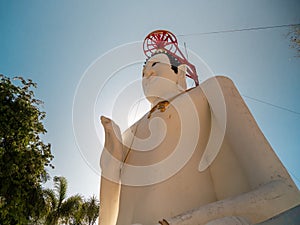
[82,195,99,225]
[44,176,82,225]
[67,195,99,225]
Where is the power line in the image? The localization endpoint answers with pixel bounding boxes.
[178,23,300,37]
[242,95,300,116]
[243,94,300,184]
[177,23,300,115]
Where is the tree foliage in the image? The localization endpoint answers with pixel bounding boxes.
[288,25,300,57]
[0,74,53,224]
[44,176,99,225]
[81,195,99,225]
[0,75,99,224]
[44,176,81,225]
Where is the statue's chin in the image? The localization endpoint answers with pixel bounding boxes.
[144,89,183,106]
[145,95,161,106]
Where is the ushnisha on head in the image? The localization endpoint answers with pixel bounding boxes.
[142,51,187,106]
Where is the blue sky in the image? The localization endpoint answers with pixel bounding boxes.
[1,0,299,198]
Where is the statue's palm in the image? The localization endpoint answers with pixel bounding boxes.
[101,116,124,163]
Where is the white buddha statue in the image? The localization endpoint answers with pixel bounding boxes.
[99,52,300,225]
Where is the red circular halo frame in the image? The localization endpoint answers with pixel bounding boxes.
[143,30,199,86]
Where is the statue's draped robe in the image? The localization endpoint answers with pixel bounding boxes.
[101,76,300,225]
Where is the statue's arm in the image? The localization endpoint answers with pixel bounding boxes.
[99,176,121,225]
[99,116,124,225]
[163,179,300,225]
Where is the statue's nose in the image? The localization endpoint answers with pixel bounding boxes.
[143,69,156,78]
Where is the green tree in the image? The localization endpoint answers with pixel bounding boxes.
[44,176,82,225]
[66,195,99,225]
[0,75,53,224]
[82,195,99,225]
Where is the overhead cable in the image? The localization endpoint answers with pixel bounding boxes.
[178,23,300,37]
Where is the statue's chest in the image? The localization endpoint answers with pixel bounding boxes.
[123,103,182,167]
[122,95,204,173]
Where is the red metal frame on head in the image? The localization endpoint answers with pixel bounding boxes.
[143,30,199,86]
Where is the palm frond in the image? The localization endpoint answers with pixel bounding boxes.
[60,194,83,217]
[43,189,57,210]
[53,176,67,208]
[84,195,100,225]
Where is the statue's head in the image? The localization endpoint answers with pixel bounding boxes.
[142,52,187,105]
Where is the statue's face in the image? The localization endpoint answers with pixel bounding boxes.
[142,53,178,83]
[142,53,183,104]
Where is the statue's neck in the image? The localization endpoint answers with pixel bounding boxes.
[143,77,187,107]
[150,89,184,107]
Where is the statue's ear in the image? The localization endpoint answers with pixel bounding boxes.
[177,64,187,90]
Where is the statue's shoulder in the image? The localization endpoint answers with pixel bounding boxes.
[181,76,232,102]
[186,76,234,94]
[201,75,235,89]
[184,76,239,104]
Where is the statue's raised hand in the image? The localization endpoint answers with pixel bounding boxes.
[100,116,124,178]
